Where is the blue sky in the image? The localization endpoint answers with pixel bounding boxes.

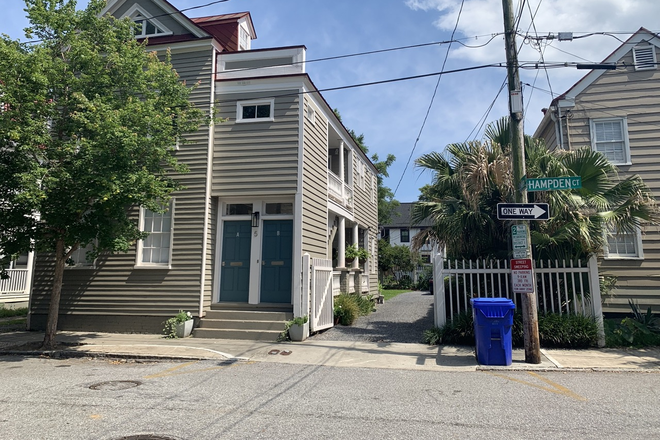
[4,0,659,202]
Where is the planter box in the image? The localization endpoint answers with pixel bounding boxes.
[288,324,305,341]
[175,319,193,338]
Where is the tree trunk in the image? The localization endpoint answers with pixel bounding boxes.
[42,239,66,350]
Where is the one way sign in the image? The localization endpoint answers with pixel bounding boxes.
[497,203,549,220]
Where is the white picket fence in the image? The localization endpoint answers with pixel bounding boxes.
[433,254,605,346]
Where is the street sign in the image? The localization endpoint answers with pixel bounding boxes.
[497,203,549,220]
[511,258,534,293]
[511,225,528,259]
[526,176,581,192]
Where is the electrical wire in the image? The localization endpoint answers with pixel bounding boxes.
[393,0,466,196]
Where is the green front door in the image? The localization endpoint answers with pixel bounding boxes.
[260,220,293,303]
[219,221,251,302]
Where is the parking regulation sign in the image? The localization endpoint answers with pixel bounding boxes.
[511,258,534,293]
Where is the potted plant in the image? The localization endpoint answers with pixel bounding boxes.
[163,310,193,338]
[345,244,359,264]
[287,315,308,341]
[357,247,370,264]
[346,244,369,265]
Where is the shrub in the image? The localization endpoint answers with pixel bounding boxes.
[334,294,360,326]
[536,312,598,348]
[605,300,660,347]
[424,310,599,348]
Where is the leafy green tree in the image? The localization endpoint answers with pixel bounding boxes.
[377,239,419,282]
[413,117,659,261]
[0,0,204,348]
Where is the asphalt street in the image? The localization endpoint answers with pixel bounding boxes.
[3,355,660,440]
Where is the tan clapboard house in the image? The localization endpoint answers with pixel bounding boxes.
[533,28,660,314]
[28,0,379,338]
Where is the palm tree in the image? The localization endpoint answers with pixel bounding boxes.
[413,117,659,262]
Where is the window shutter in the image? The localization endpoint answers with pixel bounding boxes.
[633,46,656,71]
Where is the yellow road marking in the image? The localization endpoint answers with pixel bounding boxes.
[144,360,253,379]
[485,371,587,401]
[89,414,102,419]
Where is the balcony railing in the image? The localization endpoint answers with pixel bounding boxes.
[327,171,353,209]
[0,269,29,295]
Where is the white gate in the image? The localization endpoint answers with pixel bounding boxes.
[310,257,334,332]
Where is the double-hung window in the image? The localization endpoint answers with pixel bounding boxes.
[67,242,95,268]
[604,225,643,259]
[590,118,631,165]
[137,201,174,267]
[237,99,274,123]
[400,228,410,243]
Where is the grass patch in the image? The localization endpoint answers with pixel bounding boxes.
[381,289,410,301]
[0,307,28,318]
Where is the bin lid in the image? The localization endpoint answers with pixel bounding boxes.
[470,297,515,309]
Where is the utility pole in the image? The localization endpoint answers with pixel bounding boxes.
[501,0,541,363]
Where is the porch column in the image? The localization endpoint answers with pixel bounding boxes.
[352,223,359,269]
[338,216,346,268]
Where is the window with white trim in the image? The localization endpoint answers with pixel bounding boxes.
[633,45,656,71]
[124,4,172,39]
[400,228,410,243]
[239,26,251,51]
[358,161,366,190]
[305,104,316,124]
[67,242,95,268]
[237,99,274,123]
[590,118,631,165]
[604,225,643,259]
[137,201,174,266]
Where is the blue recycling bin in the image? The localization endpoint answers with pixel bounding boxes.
[471,298,516,366]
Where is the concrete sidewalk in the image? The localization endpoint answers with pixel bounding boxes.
[1,330,659,372]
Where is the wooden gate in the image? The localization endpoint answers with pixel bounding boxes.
[310,257,334,332]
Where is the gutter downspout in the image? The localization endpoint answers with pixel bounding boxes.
[557,106,564,150]
[199,47,218,319]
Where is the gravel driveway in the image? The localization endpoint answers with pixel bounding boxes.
[309,290,434,344]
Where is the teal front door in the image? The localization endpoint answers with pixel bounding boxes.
[219,221,251,302]
[260,220,293,303]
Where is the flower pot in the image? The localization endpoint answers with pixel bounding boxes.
[345,257,355,266]
[288,324,306,341]
[175,319,193,338]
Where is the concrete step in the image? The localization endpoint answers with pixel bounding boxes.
[203,310,292,322]
[197,318,287,331]
[192,327,282,341]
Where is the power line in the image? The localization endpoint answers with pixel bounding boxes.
[462,0,528,144]
[394,0,466,196]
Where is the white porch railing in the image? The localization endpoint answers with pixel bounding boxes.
[0,269,29,294]
[434,254,605,346]
[327,171,353,209]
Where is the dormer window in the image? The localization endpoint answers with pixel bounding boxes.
[239,26,251,51]
[124,4,172,39]
[133,12,167,37]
